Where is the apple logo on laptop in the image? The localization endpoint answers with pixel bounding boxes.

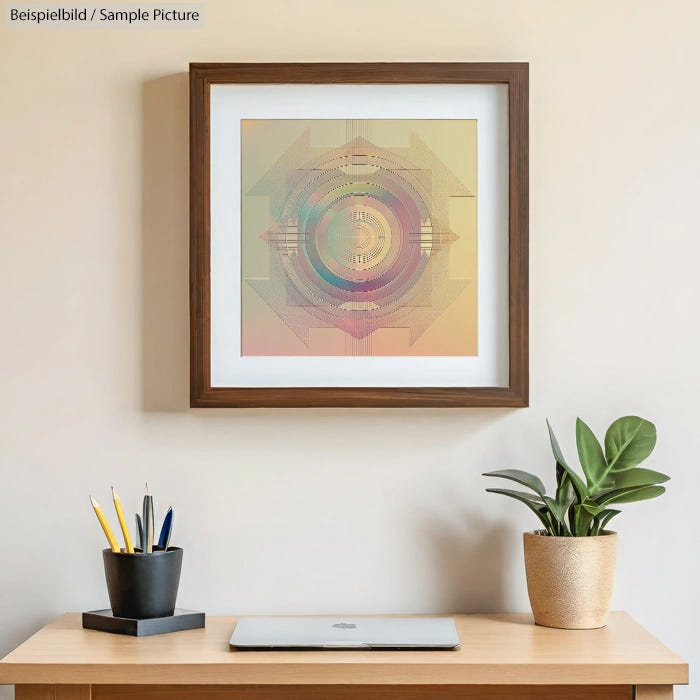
[333,622,357,629]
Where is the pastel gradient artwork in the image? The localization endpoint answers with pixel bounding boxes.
[241,119,477,356]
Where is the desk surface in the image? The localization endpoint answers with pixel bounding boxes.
[0,612,688,686]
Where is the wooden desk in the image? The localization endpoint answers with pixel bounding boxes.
[0,612,688,699]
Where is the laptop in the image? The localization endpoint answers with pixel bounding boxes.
[229,616,460,650]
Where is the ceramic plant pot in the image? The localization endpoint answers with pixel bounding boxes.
[523,531,617,629]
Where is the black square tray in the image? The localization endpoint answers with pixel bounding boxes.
[82,608,205,636]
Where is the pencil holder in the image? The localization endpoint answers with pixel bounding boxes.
[102,547,183,619]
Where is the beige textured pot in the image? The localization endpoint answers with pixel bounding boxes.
[523,531,617,629]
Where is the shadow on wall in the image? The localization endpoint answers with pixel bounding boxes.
[141,72,190,412]
[422,512,510,613]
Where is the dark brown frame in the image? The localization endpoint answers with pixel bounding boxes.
[190,63,528,408]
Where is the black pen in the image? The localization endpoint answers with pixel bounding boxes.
[143,482,154,554]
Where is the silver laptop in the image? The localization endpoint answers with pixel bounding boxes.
[230,616,460,650]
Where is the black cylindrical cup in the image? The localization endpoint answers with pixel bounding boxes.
[102,547,183,619]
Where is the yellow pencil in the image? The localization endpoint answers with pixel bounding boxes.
[111,486,134,553]
[90,495,120,553]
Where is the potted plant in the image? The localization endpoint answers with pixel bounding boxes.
[484,416,668,629]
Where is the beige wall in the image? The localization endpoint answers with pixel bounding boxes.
[1,0,698,696]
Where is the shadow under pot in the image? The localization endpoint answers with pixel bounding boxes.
[102,547,183,619]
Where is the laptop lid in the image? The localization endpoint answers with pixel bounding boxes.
[229,616,460,650]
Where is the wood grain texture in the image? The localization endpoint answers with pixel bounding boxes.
[16,686,91,700]
[0,613,688,687]
[189,62,529,408]
[635,686,674,699]
[15,687,53,700]
[189,62,529,85]
[189,65,211,407]
[93,684,633,699]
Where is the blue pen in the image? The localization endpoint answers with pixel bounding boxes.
[135,513,144,552]
[158,507,173,550]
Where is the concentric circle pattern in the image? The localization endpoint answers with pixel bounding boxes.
[244,121,474,354]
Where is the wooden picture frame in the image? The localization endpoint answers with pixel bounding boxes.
[190,63,528,407]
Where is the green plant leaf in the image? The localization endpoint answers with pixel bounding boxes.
[547,419,570,469]
[555,461,566,490]
[555,470,572,503]
[543,496,564,521]
[567,493,576,533]
[554,473,575,535]
[482,469,546,496]
[592,483,620,499]
[597,484,666,507]
[604,416,657,472]
[485,487,543,504]
[485,488,551,532]
[546,420,589,502]
[606,468,670,490]
[543,496,572,535]
[581,501,606,517]
[541,509,556,535]
[576,418,609,491]
[572,504,596,536]
[598,509,621,531]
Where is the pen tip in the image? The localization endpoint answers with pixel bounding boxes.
[90,495,98,507]
[145,481,149,494]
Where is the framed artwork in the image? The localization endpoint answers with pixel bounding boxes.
[190,63,528,407]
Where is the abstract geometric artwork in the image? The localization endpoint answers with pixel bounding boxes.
[191,63,529,407]
[241,119,478,357]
